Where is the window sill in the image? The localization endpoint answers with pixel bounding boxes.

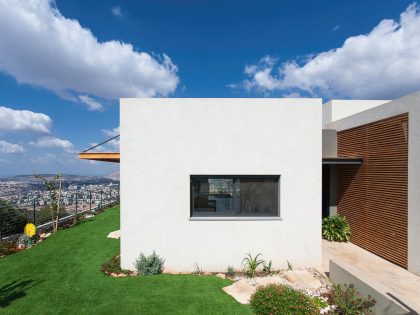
[189,216,282,221]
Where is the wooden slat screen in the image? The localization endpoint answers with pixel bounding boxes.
[337,113,408,268]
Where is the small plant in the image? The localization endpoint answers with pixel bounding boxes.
[135,251,165,276]
[312,296,331,314]
[226,266,236,278]
[326,284,376,314]
[322,215,351,242]
[101,255,130,275]
[262,260,273,274]
[250,284,320,315]
[192,262,203,275]
[287,260,293,271]
[0,241,20,256]
[242,253,264,278]
[17,234,33,248]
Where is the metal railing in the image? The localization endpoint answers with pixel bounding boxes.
[0,186,119,241]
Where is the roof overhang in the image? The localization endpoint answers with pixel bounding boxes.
[78,152,120,163]
[322,157,363,165]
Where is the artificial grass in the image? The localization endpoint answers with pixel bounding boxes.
[0,206,251,314]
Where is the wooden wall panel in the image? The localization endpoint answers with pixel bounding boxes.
[337,113,408,268]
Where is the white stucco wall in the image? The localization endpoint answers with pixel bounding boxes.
[323,99,390,127]
[120,98,322,272]
[325,91,420,276]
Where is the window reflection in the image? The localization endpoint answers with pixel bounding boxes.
[191,176,279,217]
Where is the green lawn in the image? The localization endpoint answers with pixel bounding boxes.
[0,206,251,314]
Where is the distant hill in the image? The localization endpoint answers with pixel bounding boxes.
[105,171,120,181]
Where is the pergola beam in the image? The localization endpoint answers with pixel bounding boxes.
[78,152,120,163]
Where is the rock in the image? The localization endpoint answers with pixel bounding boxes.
[40,232,51,239]
[107,230,120,239]
[223,275,287,304]
[282,270,323,290]
[109,272,127,278]
[223,271,328,304]
[216,273,226,279]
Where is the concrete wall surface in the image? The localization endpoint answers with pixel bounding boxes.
[329,260,414,315]
[120,98,322,272]
[323,99,389,127]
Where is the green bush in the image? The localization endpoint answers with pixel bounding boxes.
[250,284,320,315]
[327,284,376,314]
[322,215,351,242]
[101,255,130,275]
[17,234,33,248]
[35,205,69,225]
[135,251,165,275]
[0,201,28,236]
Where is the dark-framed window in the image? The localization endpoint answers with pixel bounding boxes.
[190,175,280,217]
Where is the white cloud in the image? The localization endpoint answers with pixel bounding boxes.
[29,153,56,164]
[0,140,24,153]
[78,95,104,111]
[0,106,52,133]
[0,0,179,106]
[102,127,120,137]
[233,3,420,99]
[86,127,120,152]
[107,139,120,150]
[29,136,74,152]
[111,5,122,18]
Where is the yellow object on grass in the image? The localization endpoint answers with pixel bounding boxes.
[24,223,36,237]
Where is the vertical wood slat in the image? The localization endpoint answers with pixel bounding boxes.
[337,113,408,269]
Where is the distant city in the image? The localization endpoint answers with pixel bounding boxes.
[0,172,120,213]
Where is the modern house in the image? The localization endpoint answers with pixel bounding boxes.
[80,91,420,276]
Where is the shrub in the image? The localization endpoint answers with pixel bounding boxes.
[101,255,130,275]
[250,284,320,315]
[322,215,351,242]
[17,234,33,248]
[242,253,264,278]
[0,201,28,236]
[287,260,293,271]
[135,251,165,275]
[327,284,376,314]
[35,205,69,226]
[226,266,236,278]
[0,241,20,256]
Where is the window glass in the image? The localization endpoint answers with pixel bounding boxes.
[190,175,279,217]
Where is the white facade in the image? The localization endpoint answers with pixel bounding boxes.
[120,98,322,272]
[322,99,390,127]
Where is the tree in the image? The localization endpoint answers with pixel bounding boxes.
[35,174,63,233]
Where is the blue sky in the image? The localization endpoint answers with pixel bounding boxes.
[0,0,419,176]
